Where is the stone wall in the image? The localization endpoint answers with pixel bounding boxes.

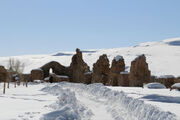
[129,55,151,87]
[0,66,7,82]
[92,54,110,85]
[118,73,129,86]
[40,61,70,78]
[31,69,44,81]
[22,74,31,82]
[108,56,126,86]
[156,76,175,88]
[69,48,90,83]
[30,49,176,88]
[49,73,70,83]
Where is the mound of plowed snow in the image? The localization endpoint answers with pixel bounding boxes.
[42,82,177,120]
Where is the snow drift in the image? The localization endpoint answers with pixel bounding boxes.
[41,84,93,120]
[143,82,166,89]
[42,82,177,120]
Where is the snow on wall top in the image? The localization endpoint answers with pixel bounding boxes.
[32,68,43,71]
[114,55,123,62]
[56,75,69,78]
[158,75,175,79]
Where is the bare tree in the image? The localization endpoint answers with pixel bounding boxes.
[7,58,25,87]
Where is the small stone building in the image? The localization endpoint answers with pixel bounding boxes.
[156,75,175,88]
[31,69,44,81]
[0,66,7,82]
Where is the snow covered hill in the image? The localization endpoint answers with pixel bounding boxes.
[0,37,180,77]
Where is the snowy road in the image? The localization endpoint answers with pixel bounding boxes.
[0,83,178,120]
[42,82,177,120]
[76,93,113,120]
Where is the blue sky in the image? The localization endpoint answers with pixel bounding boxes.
[0,0,180,56]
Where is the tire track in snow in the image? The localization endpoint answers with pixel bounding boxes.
[76,93,113,120]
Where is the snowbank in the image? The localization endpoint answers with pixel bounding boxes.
[34,80,44,83]
[171,83,180,91]
[41,85,93,120]
[144,82,166,89]
[172,83,180,88]
[42,82,177,120]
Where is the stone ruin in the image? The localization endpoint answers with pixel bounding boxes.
[31,48,90,84]
[40,61,70,79]
[29,49,159,87]
[108,55,126,86]
[70,48,90,83]
[154,75,180,88]
[129,55,151,87]
[0,66,7,82]
[0,49,177,87]
[31,69,44,81]
[92,54,110,85]
[49,73,70,83]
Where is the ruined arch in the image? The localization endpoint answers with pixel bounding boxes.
[40,61,70,78]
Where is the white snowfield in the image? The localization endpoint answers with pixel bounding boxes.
[0,82,179,120]
[0,37,180,77]
[109,86,180,120]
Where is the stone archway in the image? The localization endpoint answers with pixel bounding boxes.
[40,61,70,78]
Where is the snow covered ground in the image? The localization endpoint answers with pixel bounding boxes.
[0,82,179,120]
[0,37,180,77]
[109,86,180,119]
[0,83,57,120]
[0,37,179,120]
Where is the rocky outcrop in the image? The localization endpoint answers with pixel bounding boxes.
[70,48,90,83]
[92,54,110,85]
[129,55,151,87]
[31,69,44,81]
[40,61,70,78]
[0,66,7,82]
